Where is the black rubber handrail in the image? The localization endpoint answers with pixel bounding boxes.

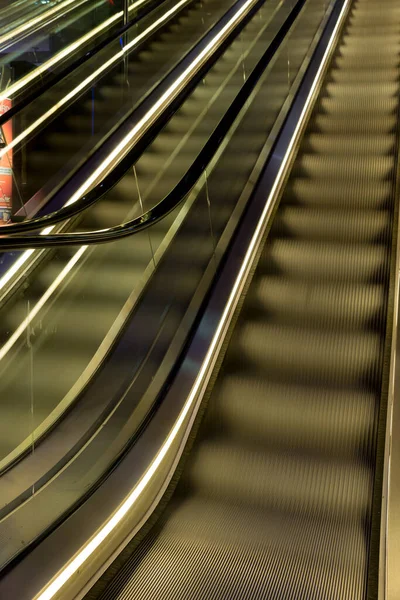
[0,0,306,250]
[0,0,263,235]
[0,0,166,128]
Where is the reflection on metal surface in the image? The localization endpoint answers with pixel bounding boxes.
[34,2,349,598]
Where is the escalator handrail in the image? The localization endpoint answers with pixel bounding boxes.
[0,0,306,250]
[0,0,165,128]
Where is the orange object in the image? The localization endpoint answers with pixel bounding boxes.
[0,98,12,223]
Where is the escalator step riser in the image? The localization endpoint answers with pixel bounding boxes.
[311,113,397,133]
[247,277,386,330]
[261,240,389,283]
[301,133,395,155]
[231,321,382,387]
[206,376,376,456]
[271,208,391,244]
[284,179,393,208]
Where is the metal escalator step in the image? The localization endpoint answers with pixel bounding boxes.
[301,132,395,155]
[261,239,388,282]
[292,154,393,179]
[247,276,385,329]
[283,178,393,208]
[343,18,399,32]
[345,25,400,37]
[271,206,391,243]
[348,9,400,22]
[109,497,367,600]
[94,0,400,597]
[323,81,398,99]
[328,66,399,84]
[182,440,371,519]
[334,54,400,70]
[341,32,399,45]
[337,50,400,65]
[205,375,376,456]
[311,112,397,133]
[231,320,381,386]
[350,6,400,17]
[319,95,398,114]
[339,45,400,60]
[338,38,399,54]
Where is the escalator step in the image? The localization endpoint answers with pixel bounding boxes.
[182,440,371,518]
[283,178,393,207]
[311,112,397,133]
[302,132,395,155]
[271,207,391,243]
[105,497,367,600]
[293,154,393,179]
[261,239,388,282]
[230,320,381,386]
[205,375,376,456]
[247,276,385,329]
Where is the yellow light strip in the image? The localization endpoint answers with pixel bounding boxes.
[35,2,349,599]
[0,0,148,104]
[0,0,190,160]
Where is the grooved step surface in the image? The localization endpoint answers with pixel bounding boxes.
[98,0,398,599]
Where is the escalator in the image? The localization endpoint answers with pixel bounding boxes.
[0,0,285,478]
[0,1,332,583]
[11,0,249,206]
[89,0,397,598]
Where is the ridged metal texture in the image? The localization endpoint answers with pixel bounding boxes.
[99,0,399,598]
